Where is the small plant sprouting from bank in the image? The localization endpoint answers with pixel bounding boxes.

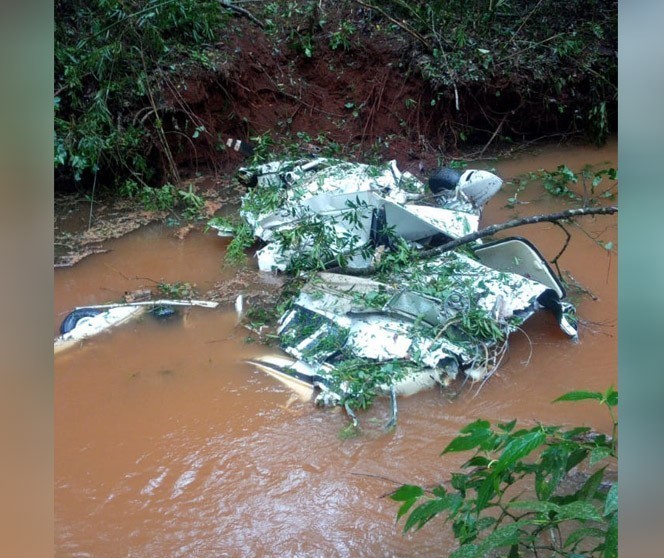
[329,21,356,51]
[121,180,206,219]
[177,184,206,219]
[391,386,618,558]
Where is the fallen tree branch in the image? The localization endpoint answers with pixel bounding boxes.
[218,0,264,28]
[478,112,509,159]
[328,206,618,277]
[418,206,618,258]
[550,221,571,281]
[351,0,431,51]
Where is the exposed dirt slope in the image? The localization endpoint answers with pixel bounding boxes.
[165,19,446,179]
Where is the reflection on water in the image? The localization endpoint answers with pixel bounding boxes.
[55,141,617,557]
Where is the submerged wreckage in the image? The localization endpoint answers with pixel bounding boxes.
[54,299,219,354]
[212,157,578,425]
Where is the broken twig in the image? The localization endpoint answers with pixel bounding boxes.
[550,221,571,281]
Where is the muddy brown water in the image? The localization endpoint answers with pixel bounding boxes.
[55,141,617,557]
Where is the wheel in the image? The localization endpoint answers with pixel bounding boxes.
[151,305,177,319]
[428,167,462,195]
[59,308,103,335]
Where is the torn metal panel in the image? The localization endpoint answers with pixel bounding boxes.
[383,201,479,241]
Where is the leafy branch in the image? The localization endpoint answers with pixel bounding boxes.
[391,387,618,558]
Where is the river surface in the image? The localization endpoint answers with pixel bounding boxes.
[55,141,617,557]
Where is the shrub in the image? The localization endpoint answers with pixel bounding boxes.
[392,387,618,558]
[55,0,228,189]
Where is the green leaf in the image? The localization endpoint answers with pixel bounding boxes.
[590,446,613,465]
[566,447,590,472]
[576,467,606,500]
[396,498,418,521]
[390,484,424,502]
[403,497,450,532]
[443,431,493,454]
[508,500,560,514]
[477,522,522,553]
[495,430,546,473]
[464,456,492,468]
[603,386,618,406]
[391,485,426,522]
[510,500,602,522]
[450,472,468,491]
[554,390,603,403]
[449,543,480,558]
[497,419,517,432]
[459,419,491,434]
[564,527,606,549]
[556,501,603,522]
[537,444,570,500]
[475,516,497,532]
[604,512,618,558]
[443,420,493,454]
[603,483,618,516]
[476,472,498,510]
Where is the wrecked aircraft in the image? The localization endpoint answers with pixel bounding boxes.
[212,157,578,424]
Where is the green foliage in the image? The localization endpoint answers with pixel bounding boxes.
[506,164,617,206]
[158,281,197,299]
[244,306,280,329]
[225,221,256,265]
[374,237,420,276]
[268,197,375,273]
[248,131,276,164]
[326,358,411,410]
[357,0,616,144]
[392,387,618,558]
[329,21,356,51]
[124,182,177,211]
[55,0,228,189]
[177,184,205,219]
[539,165,582,199]
[121,178,205,219]
[206,215,256,265]
[457,307,506,343]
